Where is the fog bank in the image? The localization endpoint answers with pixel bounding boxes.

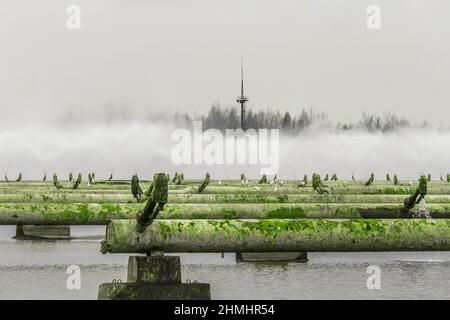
[1,121,449,181]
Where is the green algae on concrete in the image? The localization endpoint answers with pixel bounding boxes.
[0,203,141,224]
[1,180,450,190]
[101,219,450,253]
[197,173,210,193]
[4,202,450,224]
[131,175,144,202]
[1,180,449,187]
[401,175,428,217]
[312,173,328,194]
[73,174,82,190]
[3,185,450,195]
[167,194,450,204]
[52,174,63,190]
[0,193,137,204]
[98,202,450,219]
[365,173,375,186]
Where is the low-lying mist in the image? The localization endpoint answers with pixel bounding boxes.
[1,118,449,181]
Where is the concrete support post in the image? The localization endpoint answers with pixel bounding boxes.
[127,256,181,283]
[98,255,211,300]
[14,225,71,239]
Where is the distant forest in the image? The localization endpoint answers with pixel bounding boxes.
[171,103,427,133]
[59,103,433,133]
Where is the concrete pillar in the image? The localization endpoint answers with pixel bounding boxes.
[98,255,211,300]
[127,256,181,283]
[14,225,71,240]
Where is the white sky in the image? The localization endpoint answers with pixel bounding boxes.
[1,0,450,124]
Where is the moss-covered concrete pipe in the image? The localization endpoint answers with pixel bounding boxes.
[0,203,141,225]
[171,186,450,195]
[3,202,450,224]
[0,181,195,189]
[2,193,450,204]
[0,189,138,194]
[0,182,133,189]
[165,194,450,204]
[0,182,190,190]
[1,180,449,188]
[101,219,450,253]
[3,186,450,195]
[162,203,450,219]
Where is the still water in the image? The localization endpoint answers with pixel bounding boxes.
[0,226,449,300]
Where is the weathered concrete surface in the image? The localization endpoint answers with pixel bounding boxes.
[0,203,140,225]
[14,225,70,239]
[161,203,450,219]
[170,186,450,195]
[0,188,138,194]
[127,256,181,283]
[99,253,210,299]
[0,193,136,203]
[4,202,450,225]
[0,182,134,189]
[2,180,448,188]
[101,219,450,253]
[98,283,211,300]
[169,194,450,204]
[2,193,450,204]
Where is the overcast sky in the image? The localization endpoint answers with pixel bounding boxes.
[1,0,450,124]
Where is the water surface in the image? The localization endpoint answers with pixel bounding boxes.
[0,226,449,299]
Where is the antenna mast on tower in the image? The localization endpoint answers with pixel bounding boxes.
[236,56,249,130]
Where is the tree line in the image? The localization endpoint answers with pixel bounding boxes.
[172,103,421,133]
